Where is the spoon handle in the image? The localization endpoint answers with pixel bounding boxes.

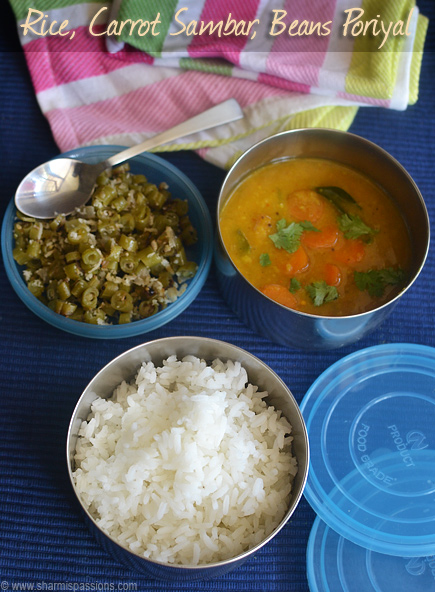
[104,99,244,168]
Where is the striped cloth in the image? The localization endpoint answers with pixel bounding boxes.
[11,0,428,169]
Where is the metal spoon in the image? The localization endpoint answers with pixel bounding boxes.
[15,99,243,219]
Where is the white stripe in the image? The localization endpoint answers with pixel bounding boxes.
[105,0,125,54]
[18,3,107,45]
[317,0,362,93]
[238,0,285,75]
[228,67,259,81]
[160,0,205,57]
[82,93,359,157]
[37,63,181,113]
[389,6,418,110]
[153,56,184,68]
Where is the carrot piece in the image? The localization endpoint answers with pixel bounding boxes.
[324,263,342,286]
[302,225,339,249]
[276,246,309,276]
[261,284,298,309]
[334,239,365,265]
[287,190,325,223]
[287,246,309,275]
[252,215,273,239]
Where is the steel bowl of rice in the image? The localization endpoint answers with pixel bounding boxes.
[66,336,309,580]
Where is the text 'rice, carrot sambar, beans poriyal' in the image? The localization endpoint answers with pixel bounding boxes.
[219,158,411,316]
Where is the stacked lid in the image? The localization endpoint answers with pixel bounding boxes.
[300,343,435,591]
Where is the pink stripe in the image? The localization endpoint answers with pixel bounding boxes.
[44,70,288,151]
[265,0,336,87]
[258,72,310,93]
[187,0,261,66]
[24,27,153,92]
[197,147,209,159]
[337,92,391,107]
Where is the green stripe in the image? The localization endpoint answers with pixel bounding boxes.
[117,0,178,57]
[179,57,233,77]
[10,0,106,21]
[345,0,415,99]
[283,106,359,132]
[408,13,428,105]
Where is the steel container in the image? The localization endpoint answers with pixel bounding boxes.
[67,336,309,580]
[215,129,430,350]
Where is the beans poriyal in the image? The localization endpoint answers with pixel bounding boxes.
[13,163,198,325]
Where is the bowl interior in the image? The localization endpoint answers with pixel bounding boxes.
[2,147,213,338]
[217,129,430,313]
[67,337,309,569]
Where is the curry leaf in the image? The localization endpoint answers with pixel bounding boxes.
[315,186,361,214]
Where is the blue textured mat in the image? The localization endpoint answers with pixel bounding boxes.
[1,2,434,589]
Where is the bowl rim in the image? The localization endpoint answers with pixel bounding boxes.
[216,127,430,321]
[66,335,309,570]
[2,146,213,339]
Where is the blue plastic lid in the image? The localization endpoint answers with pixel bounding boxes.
[307,517,435,592]
[301,343,435,557]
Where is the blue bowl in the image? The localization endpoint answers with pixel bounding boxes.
[2,146,213,339]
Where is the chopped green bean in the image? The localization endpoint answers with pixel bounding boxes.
[26,241,41,259]
[177,261,198,281]
[83,309,106,324]
[111,290,133,313]
[119,254,137,274]
[118,312,132,324]
[139,301,158,318]
[57,280,71,301]
[82,248,102,268]
[67,226,88,245]
[64,262,82,281]
[28,279,44,298]
[71,279,87,298]
[101,281,119,299]
[120,213,135,234]
[60,301,77,316]
[29,222,43,240]
[65,251,81,263]
[119,234,138,253]
[81,287,99,310]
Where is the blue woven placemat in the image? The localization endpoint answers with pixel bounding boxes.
[1,3,434,589]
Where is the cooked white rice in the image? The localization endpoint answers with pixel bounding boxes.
[73,356,298,565]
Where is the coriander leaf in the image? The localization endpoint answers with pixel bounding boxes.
[338,214,378,241]
[306,281,339,306]
[289,278,301,293]
[354,271,384,297]
[354,268,405,297]
[259,253,271,267]
[299,220,320,232]
[269,219,318,253]
[269,219,304,253]
[378,267,406,285]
